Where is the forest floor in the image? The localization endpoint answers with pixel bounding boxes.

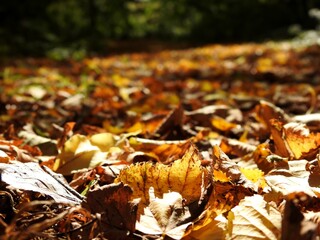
[1,41,320,239]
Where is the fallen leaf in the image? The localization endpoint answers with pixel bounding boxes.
[115,143,209,213]
[184,213,227,240]
[18,124,58,155]
[255,100,290,130]
[83,182,139,233]
[54,133,116,175]
[265,160,320,198]
[281,200,317,240]
[136,188,192,239]
[212,145,256,190]
[0,161,83,204]
[270,120,320,160]
[226,195,282,240]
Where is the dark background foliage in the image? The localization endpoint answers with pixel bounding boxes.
[0,0,319,57]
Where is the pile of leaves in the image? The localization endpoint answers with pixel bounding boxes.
[1,42,320,239]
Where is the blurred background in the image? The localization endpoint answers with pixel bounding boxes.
[1,0,320,59]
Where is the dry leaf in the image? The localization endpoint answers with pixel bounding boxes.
[136,188,192,239]
[18,124,58,156]
[282,200,317,240]
[212,145,256,190]
[255,100,290,130]
[184,213,227,240]
[54,133,115,175]
[115,143,209,213]
[0,161,83,204]
[265,160,320,198]
[270,120,320,160]
[240,167,268,190]
[226,195,282,240]
[83,182,139,233]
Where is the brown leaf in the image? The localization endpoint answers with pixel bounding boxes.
[219,137,256,158]
[83,182,139,233]
[282,200,317,240]
[265,160,320,200]
[255,100,290,130]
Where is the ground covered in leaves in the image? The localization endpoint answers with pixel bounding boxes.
[1,42,320,239]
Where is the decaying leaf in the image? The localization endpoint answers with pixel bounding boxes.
[226,195,282,240]
[129,137,190,164]
[219,137,256,158]
[18,124,58,156]
[255,100,290,130]
[212,145,256,190]
[83,182,139,233]
[1,41,320,239]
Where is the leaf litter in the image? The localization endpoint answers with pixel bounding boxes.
[0,42,320,239]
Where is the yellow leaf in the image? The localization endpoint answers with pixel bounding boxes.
[114,143,209,213]
[54,133,115,175]
[283,122,320,159]
[89,132,115,152]
[270,120,320,160]
[240,168,267,189]
[213,169,230,182]
[211,117,237,131]
[256,58,273,73]
[184,211,227,240]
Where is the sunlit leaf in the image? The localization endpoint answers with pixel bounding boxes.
[115,143,209,213]
[226,195,281,240]
[54,133,116,175]
[136,189,192,239]
[0,161,83,204]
